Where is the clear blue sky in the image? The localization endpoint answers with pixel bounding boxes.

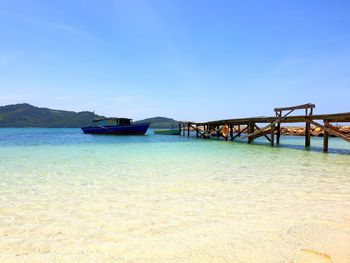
[1,0,349,121]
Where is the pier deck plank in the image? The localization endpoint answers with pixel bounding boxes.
[191,112,350,126]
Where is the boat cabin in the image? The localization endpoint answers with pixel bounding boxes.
[92,118,132,126]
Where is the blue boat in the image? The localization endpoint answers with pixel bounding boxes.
[81,118,150,135]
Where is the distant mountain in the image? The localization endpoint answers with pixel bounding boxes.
[134,116,179,128]
[0,103,103,128]
[0,104,180,128]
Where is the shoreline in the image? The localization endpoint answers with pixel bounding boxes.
[280,125,350,137]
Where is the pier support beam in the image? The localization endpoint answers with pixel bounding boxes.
[248,123,255,144]
[271,123,275,146]
[305,121,311,147]
[196,125,199,138]
[323,130,329,152]
[229,125,233,141]
[323,120,329,152]
[276,122,281,144]
[187,124,190,137]
[179,124,181,136]
[232,126,248,141]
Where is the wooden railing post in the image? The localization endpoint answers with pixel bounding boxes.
[273,103,315,147]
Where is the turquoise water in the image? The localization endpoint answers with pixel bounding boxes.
[1,128,350,262]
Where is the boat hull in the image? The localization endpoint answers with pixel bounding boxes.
[81,123,150,135]
[154,129,181,135]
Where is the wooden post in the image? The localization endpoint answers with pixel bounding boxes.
[276,111,281,144]
[323,130,329,152]
[196,125,199,138]
[248,123,254,144]
[238,125,241,136]
[179,123,181,136]
[224,125,228,141]
[247,124,251,144]
[271,123,275,146]
[276,122,281,144]
[187,123,190,137]
[323,121,329,152]
[217,126,220,139]
[183,124,185,136]
[230,125,233,141]
[305,121,311,147]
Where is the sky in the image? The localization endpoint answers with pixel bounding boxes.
[0,0,349,121]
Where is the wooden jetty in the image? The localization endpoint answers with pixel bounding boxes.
[179,103,350,152]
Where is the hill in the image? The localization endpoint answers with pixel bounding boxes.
[0,103,103,128]
[0,104,180,128]
[134,117,179,129]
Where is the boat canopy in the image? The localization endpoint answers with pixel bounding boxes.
[93,118,132,126]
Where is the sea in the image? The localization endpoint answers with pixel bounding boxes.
[0,128,350,262]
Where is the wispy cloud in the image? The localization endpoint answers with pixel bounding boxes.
[48,22,100,41]
[0,10,100,42]
[51,23,75,32]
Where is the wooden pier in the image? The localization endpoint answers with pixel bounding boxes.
[179,104,350,152]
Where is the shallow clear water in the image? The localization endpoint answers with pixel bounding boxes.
[0,128,350,262]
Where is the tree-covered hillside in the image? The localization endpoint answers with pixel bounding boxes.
[0,104,180,128]
[133,117,179,128]
[0,104,103,128]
